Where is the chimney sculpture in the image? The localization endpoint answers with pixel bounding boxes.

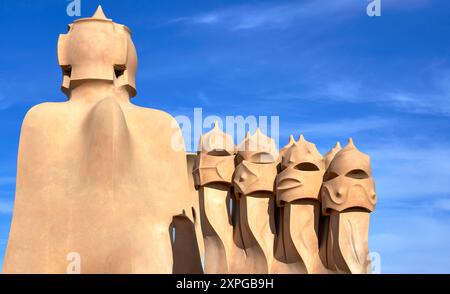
[3,6,202,274]
[231,130,279,273]
[319,142,342,270]
[193,122,235,273]
[274,135,328,274]
[321,139,377,273]
[272,135,299,273]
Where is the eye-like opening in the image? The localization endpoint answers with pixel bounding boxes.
[114,65,126,79]
[207,150,232,156]
[323,171,339,182]
[294,162,320,171]
[62,65,72,78]
[345,169,369,179]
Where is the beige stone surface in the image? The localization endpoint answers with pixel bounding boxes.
[231,130,278,274]
[3,6,199,274]
[274,135,327,274]
[194,123,234,273]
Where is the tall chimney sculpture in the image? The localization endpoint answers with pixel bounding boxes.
[231,130,279,273]
[3,6,201,274]
[321,139,377,273]
[274,135,328,274]
[193,122,235,273]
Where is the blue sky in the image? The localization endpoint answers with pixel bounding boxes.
[1,0,450,273]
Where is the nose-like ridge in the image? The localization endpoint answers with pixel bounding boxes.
[277,178,302,190]
[239,174,247,182]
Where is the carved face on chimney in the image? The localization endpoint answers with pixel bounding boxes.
[321,139,377,215]
[233,160,278,196]
[193,122,236,188]
[233,129,278,197]
[276,136,325,206]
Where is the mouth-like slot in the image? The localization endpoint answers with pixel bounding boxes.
[292,198,317,206]
[277,178,302,190]
[246,191,272,198]
[207,182,231,191]
[295,162,319,171]
[342,207,371,213]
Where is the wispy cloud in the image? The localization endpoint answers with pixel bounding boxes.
[367,142,450,200]
[297,66,450,116]
[318,80,363,102]
[281,116,393,140]
[168,0,430,31]
[370,205,450,273]
[168,0,360,31]
[387,70,450,115]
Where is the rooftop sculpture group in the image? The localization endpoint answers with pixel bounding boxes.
[2,6,376,274]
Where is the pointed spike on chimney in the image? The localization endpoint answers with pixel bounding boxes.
[213,120,219,130]
[348,138,355,147]
[92,5,108,19]
[298,134,305,142]
[288,135,295,144]
[335,141,342,149]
